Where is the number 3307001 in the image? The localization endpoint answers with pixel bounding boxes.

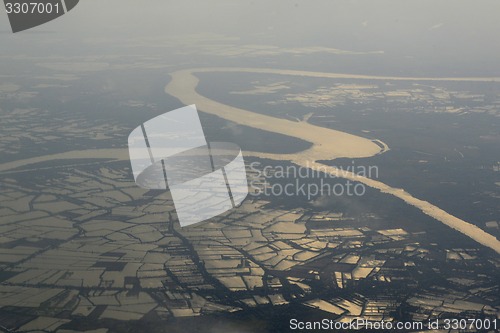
[5,2,61,14]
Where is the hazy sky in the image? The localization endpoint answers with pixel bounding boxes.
[1,0,500,75]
